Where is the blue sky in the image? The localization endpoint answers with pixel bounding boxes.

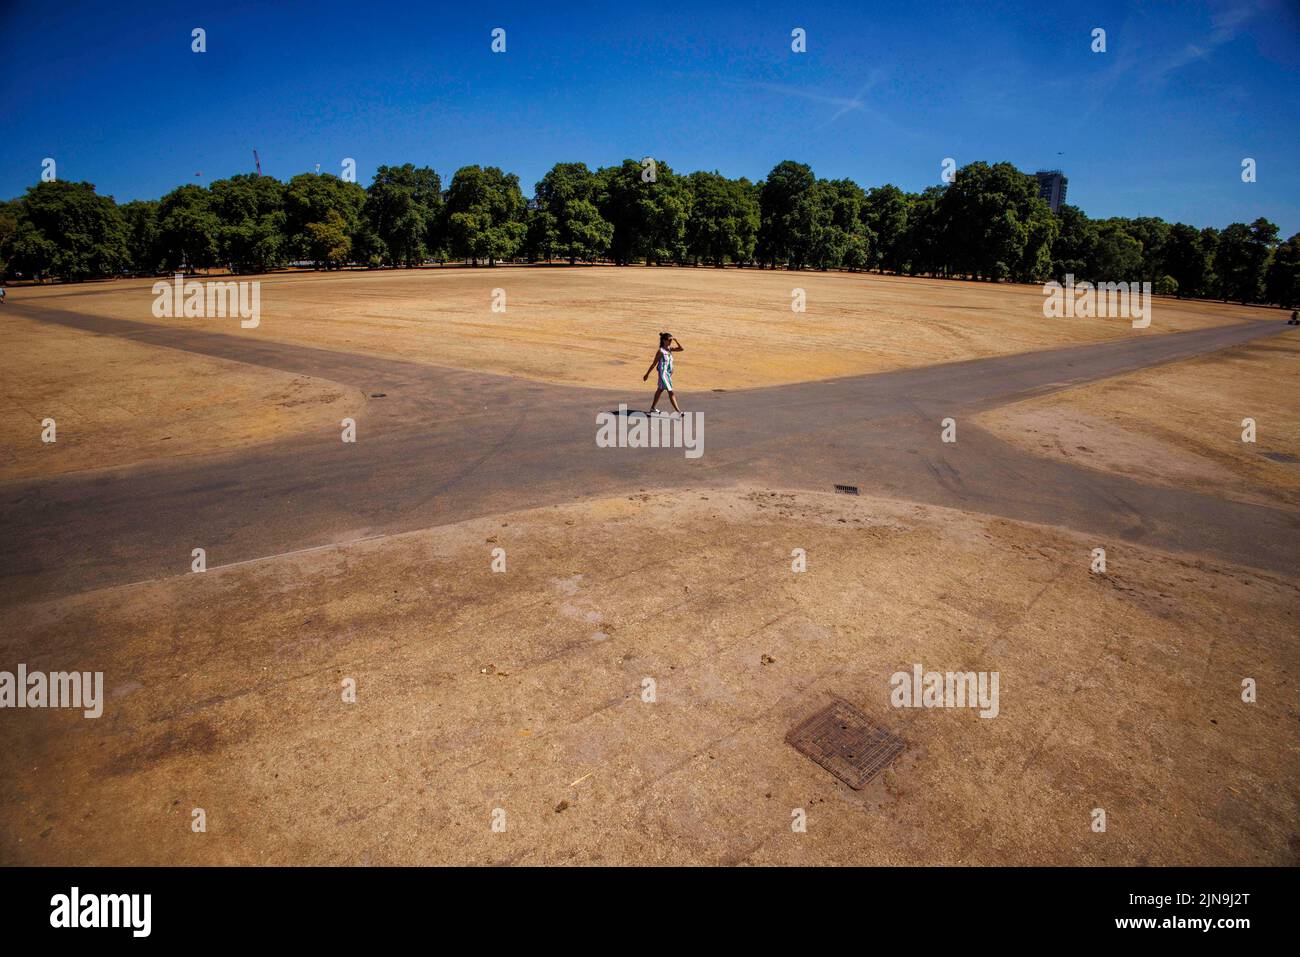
[2,0,1297,234]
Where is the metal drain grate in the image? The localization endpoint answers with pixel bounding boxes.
[786,699,905,789]
[834,484,860,495]
[1259,451,1297,463]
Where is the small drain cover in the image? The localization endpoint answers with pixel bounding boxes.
[834,484,860,495]
[1259,451,1297,463]
[786,699,905,789]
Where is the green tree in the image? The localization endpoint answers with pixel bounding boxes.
[594,159,688,266]
[757,160,815,268]
[643,165,690,265]
[786,178,872,271]
[444,166,527,265]
[562,199,613,263]
[864,185,909,273]
[524,206,558,262]
[534,163,612,264]
[157,184,220,272]
[119,199,161,275]
[1198,227,1221,298]
[822,178,873,271]
[1264,232,1300,308]
[937,162,1051,281]
[1087,220,1143,280]
[684,171,759,266]
[304,211,352,268]
[0,199,22,278]
[364,164,443,267]
[6,180,129,281]
[899,186,946,276]
[1161,223,1214,298]
[595,160,649,265]
[1124,216,1171,283]
[208,174,287,274]
[1215,219,1277,303]
[1050,204,1094,279]
[284,173,366,269]
[3,154,1288,306]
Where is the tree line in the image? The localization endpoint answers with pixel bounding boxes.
[1,159,1296,307]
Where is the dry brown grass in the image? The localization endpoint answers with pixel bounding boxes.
[978,334,1300,508]
[2,487,1293,865]
[0,313,359,481]
[13,266,1277,393]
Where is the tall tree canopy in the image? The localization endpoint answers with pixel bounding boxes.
[208,173,287,274]
[683,170,759,266]
[6,180,128,281]
[363,164,444,267]
[444,166,527,266]
[284,173,366,269]
[756,160,816,269]
[533,163,611,264]
[1,162,1291,310]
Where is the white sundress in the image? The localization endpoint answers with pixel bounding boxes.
[657,347,674,390]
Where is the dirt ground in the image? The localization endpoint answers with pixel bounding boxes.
[0,312,360,480]
[978,334,1300,509]
[0,487,1294,866]
[5,268,1279,481]
[11,267,1275,394]
[2,269,1295,867]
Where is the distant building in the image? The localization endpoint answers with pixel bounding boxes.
[1034,170,1068,213]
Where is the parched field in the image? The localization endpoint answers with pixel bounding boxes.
[11,265,1269,392]
[0,312,361,480]
[978,334,1300,509]
[4,267,1276,479]
[2,488,1294,866]
[1,266,1296,867]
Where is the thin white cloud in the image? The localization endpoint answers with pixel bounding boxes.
[726,71,912,134]
[746,80,867,112]
[1144,0,1261,82]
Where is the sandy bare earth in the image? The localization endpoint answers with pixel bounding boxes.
[0,312,361,481]
[10,267,1274,393]
[978,333,1300,509]
[1,488,1294,866]
[1,270,1294,868]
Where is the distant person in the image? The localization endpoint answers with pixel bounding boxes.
[643,332,684,416]
[1289,309,1298,325]
[0,287,6,304]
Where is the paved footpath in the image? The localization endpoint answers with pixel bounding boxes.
[2,303,1296,604]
